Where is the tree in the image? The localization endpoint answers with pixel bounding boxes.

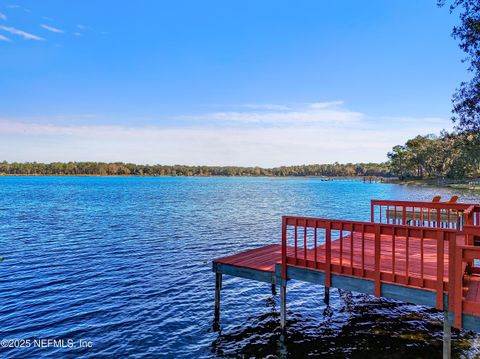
[439,0,480,132]
[388,145,414,179]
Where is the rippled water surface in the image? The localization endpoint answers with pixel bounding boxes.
[1,176,480,358]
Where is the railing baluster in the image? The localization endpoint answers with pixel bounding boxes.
[314,220,318,268]
[340,225,344,270]
[294,218,298,265]
[361,224,365,276]
[304,220,307,262]
[406,227,409,285]
[350,224,354,272]
[392,227,396,281]
[420,228,424,287]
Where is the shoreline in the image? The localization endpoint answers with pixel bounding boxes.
[388,178,480,191]
[1,174,479,190]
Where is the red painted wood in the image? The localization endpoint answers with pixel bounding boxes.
[214,199,480,329]
[326,223,331,287]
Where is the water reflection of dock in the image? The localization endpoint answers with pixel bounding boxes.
[213,199,480,358]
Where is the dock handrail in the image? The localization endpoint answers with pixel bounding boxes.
[370,199,477,230]
[453,244,480,328]
[281,215,468,328]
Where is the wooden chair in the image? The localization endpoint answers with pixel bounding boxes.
[446,195,459,203]
[432,195,441,203]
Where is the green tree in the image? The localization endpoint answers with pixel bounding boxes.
[439,0,480,132]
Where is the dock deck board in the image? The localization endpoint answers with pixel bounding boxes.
[213,234,480,322]
[215,233,450,281]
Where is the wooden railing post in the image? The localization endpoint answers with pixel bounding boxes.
[454,246,463,328]
[281,216,287,280]
[325,221,331,288]
[436,231,445,310]
[448,233,456,314]
[371,202,374,222]
[374,224,381,297]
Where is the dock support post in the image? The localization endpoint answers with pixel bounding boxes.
[214,272,222,321]
[271,283,276,296]
[324,287,330,305]
[280,284,286,329]
[443,311,451,359]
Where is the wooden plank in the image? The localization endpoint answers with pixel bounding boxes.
[381,283,438,307]
[214,262,275,284]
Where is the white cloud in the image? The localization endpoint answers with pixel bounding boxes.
[40,24,64,33]
[240,104,291,111]
[0,34,11,42]
[309,101,344,109]
[0,25,44,40]
[195,102,364,125]
[0,12,6,21]
[7,4,31,13]
[74,32,81,36]
[0,111,451,167]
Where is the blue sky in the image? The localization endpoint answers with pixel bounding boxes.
[0,1,467,166]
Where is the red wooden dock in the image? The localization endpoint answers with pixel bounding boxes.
[213,199,480,334]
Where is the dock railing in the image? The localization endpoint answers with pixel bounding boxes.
[454,244,480,327]
[464,205,480,245]
[370,200,475,230]
[281,215,476,329]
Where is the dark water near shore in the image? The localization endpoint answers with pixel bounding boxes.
[0,176,479,358]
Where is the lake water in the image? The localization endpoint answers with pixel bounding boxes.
[0,176,479,358]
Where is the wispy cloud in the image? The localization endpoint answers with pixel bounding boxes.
[0,12,7,21]
[0,25,44,40]
[40,24,64,33]
[309,101,344,109]
[0,34,11,42]
[240,104,291,111]
[7,4,31,13]
[0,107,451,166]
[195,101,364,125]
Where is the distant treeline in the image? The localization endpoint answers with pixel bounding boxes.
[0,161,391,177]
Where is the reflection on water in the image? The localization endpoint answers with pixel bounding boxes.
[0,176,478,358]
[213,288,479,358]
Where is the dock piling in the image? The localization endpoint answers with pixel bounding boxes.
[214,272,222,321]
[280,284,286,329]
[324,287,330,305]
[271,283,277,296]
[443,311,451,359]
